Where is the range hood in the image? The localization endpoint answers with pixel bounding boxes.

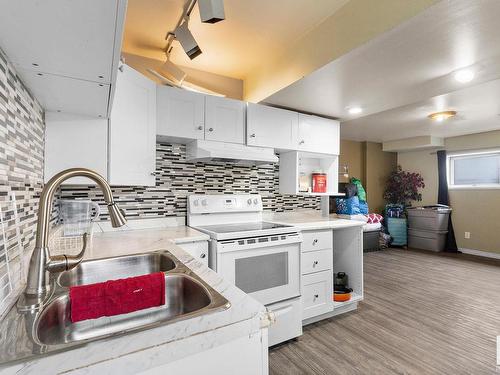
[186,140,278,165]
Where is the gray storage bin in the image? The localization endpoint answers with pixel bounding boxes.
[408,228,447,252]
[407,205,451,231]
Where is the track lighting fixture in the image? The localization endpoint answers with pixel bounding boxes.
[174,21,202,60]
[198,0,225,24]
[164,0,225,60]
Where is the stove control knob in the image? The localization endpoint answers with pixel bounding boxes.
[247,198,252,205]
[201,199,208,206]
[253,198,259,205]
[193,200,199,206]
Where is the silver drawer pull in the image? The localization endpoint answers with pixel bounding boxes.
[200,253,206,258]
[197,125,203,130]
[208,127,214,132]
[312,239,318,245]
[250,133,256,138]
[313,260,319,267]
[313,294,319,299]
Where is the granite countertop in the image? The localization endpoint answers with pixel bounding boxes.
[81,227,210,259]
[0,229,266,374]
[264,210,366,231]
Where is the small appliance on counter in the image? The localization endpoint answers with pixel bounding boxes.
[333,272,352,302]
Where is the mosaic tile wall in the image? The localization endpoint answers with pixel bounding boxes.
[0,48,45,312]
[60,143,321,221]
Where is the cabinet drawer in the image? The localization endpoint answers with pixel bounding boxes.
[176,241,209,267]
[267,297,303,346]
[301,230,332,252]
[301,249,332,275]
[302,271,333,320]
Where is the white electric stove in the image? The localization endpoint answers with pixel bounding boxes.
[187,194,303,346]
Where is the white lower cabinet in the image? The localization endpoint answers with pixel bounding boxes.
[300,229,334,322]
[302,271,333,320]
[176,241,209,267]
[267,297,302,347]
[302,249,333,275]
[301,229,333,252]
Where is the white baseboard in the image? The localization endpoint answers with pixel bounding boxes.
[459,248,500,260]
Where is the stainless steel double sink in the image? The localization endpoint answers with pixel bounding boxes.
[32,251,230,347]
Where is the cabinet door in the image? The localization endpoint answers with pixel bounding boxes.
[298,114,340,155]
[302,270,333,320]
[205,96,245,144]
[246,103,298,150]
[157,86,205,140]
[44,112,108,184]
[109,64,156,186]
[176,241,209,267]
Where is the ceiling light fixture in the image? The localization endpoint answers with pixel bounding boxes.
[454,69,474,83]
[198,0,225,23]
[164,0,225,60]
[347,106,363,115]
[428,110,457,122]
[173,21,202,60]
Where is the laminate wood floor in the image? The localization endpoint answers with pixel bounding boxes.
[269,249,500,375]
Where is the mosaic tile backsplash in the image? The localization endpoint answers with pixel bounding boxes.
[60,143,321,221]
[0,48,45,313]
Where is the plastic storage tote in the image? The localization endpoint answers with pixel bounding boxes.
[407,205,451,231]
[408,228,447,252]
[386,217,407,246]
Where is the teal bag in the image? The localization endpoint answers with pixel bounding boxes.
[351,178,366,202]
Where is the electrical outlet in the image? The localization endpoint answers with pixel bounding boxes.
[464,232,471,239]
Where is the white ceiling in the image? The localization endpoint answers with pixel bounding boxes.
[122,0,349,79]
[264,0,500,142]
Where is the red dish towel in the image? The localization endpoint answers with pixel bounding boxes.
[70,272,165,323]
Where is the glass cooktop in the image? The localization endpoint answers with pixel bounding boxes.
[196,221,293,234]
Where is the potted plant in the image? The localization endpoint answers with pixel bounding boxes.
[384,166,425,207]
[383,166,425,247]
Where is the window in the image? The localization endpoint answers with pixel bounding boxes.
[448,149,500,189]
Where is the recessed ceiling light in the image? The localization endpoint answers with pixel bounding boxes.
[454,69,474,83]
[347,106,363,115]
[428,110,457,122]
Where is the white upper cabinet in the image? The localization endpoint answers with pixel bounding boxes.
[205,96,245,144]
[44,112,108,185]
[109,64,156,186]
[0,0,126,117]
[157,86,205,141]
[246,103,299,150]
[297,114,340,155]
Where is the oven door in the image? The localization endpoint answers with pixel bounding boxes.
[216,233,301,305]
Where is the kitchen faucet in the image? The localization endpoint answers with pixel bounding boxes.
[18,168,127,311]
